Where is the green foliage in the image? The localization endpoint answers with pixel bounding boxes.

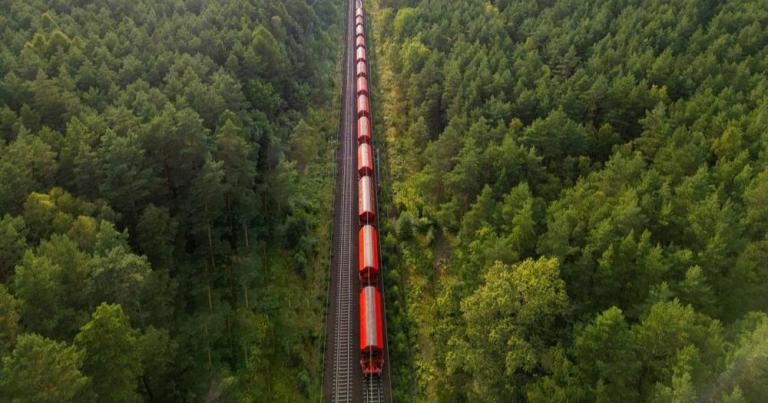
[0,215,26,280]
[375,0,768,401]
[718,314,768,402]
[0,0,340,400]
[135,204,177,267]
[445,258,568,401]
[137,326,178,401]
[75,304,142,403]
[89,246,153,323]
[0,132,56,214]
[573,307,639,402]
[0,285,20,357]
[0,333,89,403]
[249,26,289,82]
[13,252,74,338]
[634,300,724,398]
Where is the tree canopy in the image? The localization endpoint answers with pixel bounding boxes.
[372,0,768,401]
[0,0,340,400]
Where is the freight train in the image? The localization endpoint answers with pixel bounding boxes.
[354,1,385,377]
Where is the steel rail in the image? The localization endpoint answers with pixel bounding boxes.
[328,0,358,401]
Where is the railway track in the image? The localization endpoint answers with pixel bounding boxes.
[324,0,361,401]
[332,132,353,403]
[324,1,389,402]
[363,376,383,403]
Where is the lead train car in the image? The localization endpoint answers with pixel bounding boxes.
[359,286,384,375]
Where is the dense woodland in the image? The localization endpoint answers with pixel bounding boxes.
[3,0,768,402]
[370,0,768,402]
[0,0,341,401]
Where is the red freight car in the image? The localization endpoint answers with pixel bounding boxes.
[356,60,367,78]
[356,16,364,27]
[358,175,376,223]
[356,46,367,63]
[359,286,384,375]
[358,225,380,285]
[357,94,370,117]
[357,115,371,144]
[358,142,373,176]
[356,35,365,49]
[357,76,368,96]
[356,24,365,37]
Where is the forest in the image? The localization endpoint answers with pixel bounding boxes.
[0,0,341,401]
[369,0,768,402]
[3,0,768,402]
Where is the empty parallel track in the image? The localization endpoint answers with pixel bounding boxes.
[325,0,359,401]
[332,128,353,403]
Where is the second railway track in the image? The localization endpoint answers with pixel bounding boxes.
[324,0,362,401]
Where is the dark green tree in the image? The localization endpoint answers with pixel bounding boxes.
[0,285,20,357]
[0,334,89,403]
[0,215,27,281]
[75,303,142,403]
